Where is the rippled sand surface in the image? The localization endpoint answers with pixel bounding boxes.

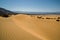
[0,14,60,40]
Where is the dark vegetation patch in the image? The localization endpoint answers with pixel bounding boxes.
[37,16,44,19]
[46,17,56,19]
[46,18,51,19]
[57,17,60,19]
[36,16,60,22]
[37,16,42,19]
[56,19,60,22]
[2,15,9,17]
[56,17,60,22]
[0,13,18,18]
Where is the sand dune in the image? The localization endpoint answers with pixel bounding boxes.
[0,14,60,40]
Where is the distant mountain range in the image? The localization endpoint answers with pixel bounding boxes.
[14,11,60,15]
[0,7,60,17]
[0,8,18,17]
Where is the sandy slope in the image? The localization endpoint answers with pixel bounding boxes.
[0,14,60,40]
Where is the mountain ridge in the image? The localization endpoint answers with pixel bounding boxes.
[0,7,60,17]
[0,7,18,17]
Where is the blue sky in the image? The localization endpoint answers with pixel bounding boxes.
[0,0,60,12]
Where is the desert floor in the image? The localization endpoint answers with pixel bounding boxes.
[0,14,60,40]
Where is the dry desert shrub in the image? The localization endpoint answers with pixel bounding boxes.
[57,17,60,19]
[46,17,51,19]
[1,14,9,17]
[46,17,56,19]
[56,17,60,22]
[37,16,42,19]
[56,19,60,22]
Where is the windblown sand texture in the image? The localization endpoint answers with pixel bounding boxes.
[0,14,60,40]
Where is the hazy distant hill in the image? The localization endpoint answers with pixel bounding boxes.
[0,7,60,17]
[0,8,18,17]
[15,11,60,15]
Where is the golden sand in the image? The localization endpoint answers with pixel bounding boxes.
[0,14,60,40]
